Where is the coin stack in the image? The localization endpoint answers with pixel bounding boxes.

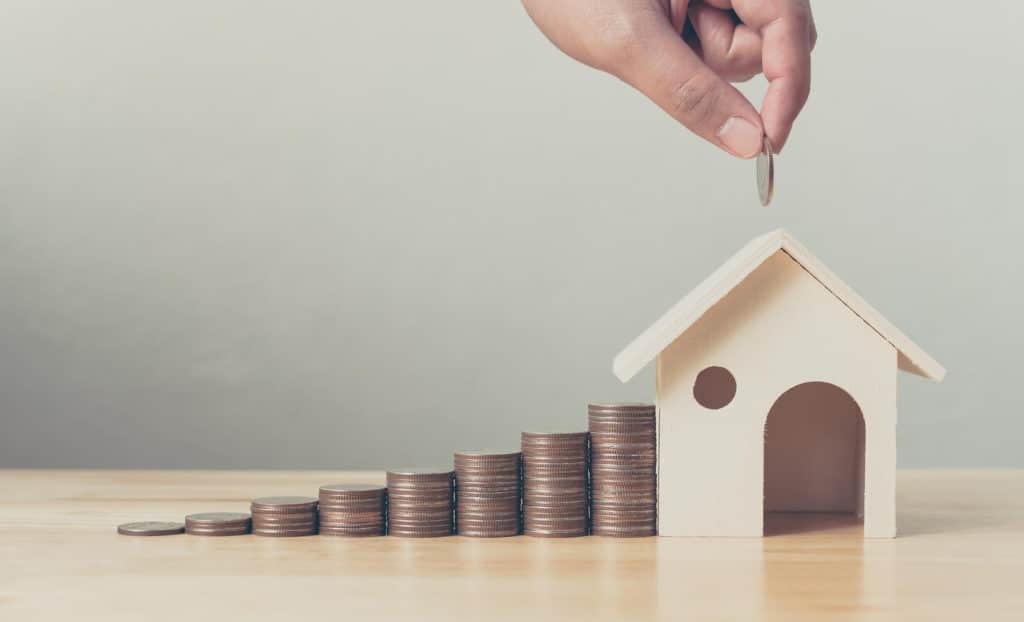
[318,484,387,537]
[250,496,318,537]
[386,469,454,537]
[453,450,521,537]
[588,403,657,537]
[184,512,252,536]
[521,431,589,537]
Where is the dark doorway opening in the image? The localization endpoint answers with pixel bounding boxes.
[763,382,865,536]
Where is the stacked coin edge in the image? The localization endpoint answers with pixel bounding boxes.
[185,512,252,536]
[521,431,590,538]
[454,450,522,537]
[589,403,657,537]
[251,496,319,537]
[318,484,387,537]
[386,469,454,538]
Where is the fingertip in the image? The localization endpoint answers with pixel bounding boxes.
[717,116,764,159]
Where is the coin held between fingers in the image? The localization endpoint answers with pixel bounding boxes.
[757,136,774,206]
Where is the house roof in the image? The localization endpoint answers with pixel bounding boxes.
[613,229,946,383]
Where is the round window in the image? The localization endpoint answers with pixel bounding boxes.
[693,366,736,410]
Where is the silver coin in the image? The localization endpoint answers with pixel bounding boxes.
[117,521,185,536]
[757,135,774,206]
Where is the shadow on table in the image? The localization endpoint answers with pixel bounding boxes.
[898,508,1010,537]
[763,511,863,537]
[895,472,1024,537]
[761,508,1009,538]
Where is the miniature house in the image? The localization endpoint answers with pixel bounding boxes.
[613,229,945,538]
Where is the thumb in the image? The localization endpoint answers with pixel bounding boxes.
[612,22,764,158]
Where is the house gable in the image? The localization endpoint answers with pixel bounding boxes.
[613,229,945,384]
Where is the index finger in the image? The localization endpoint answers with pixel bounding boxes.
[735,1,814,151]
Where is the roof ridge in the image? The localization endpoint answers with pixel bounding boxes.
[612,230,945,383]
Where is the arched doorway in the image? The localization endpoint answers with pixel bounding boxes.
[763,382,865,535]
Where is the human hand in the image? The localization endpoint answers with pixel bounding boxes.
[521,0,816,158]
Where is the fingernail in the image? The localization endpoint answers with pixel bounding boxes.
[717,117,762,158]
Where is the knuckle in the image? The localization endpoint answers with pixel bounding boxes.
[590,13,647,73]
[668,71,720,126]
[791,0,814,23]
[793,2,817,47]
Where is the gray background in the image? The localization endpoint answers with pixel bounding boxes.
[1,1,1019,468]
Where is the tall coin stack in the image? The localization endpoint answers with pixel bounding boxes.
[318,484,387,537]
[588,403,657,537]
[386,469,454,537]
[521,431,589,537]
[250,496,319,537]
[453,450,521,537]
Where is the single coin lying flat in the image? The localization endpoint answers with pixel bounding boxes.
[117,521,185,536]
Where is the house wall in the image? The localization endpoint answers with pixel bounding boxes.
[656,250,897,537]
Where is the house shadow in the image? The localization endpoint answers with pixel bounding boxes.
[892,473,1020,538]
[897,508,1008,537]
[762,508,1006,538]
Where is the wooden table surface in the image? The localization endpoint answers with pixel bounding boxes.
[1,469,1022,621]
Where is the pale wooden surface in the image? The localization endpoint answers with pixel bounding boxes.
[1,470,1022,621]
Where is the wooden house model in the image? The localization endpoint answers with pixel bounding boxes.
[613,229,945,538]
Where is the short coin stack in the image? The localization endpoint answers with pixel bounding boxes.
[318,484,387,537]
[521,431,589,537]
[184,512,251,536]
[251,496,318,537]
[453,450,521,537]
[386,469,454,537]
[588,403,657,537]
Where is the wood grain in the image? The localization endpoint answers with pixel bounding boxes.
[1,469,1021,620]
